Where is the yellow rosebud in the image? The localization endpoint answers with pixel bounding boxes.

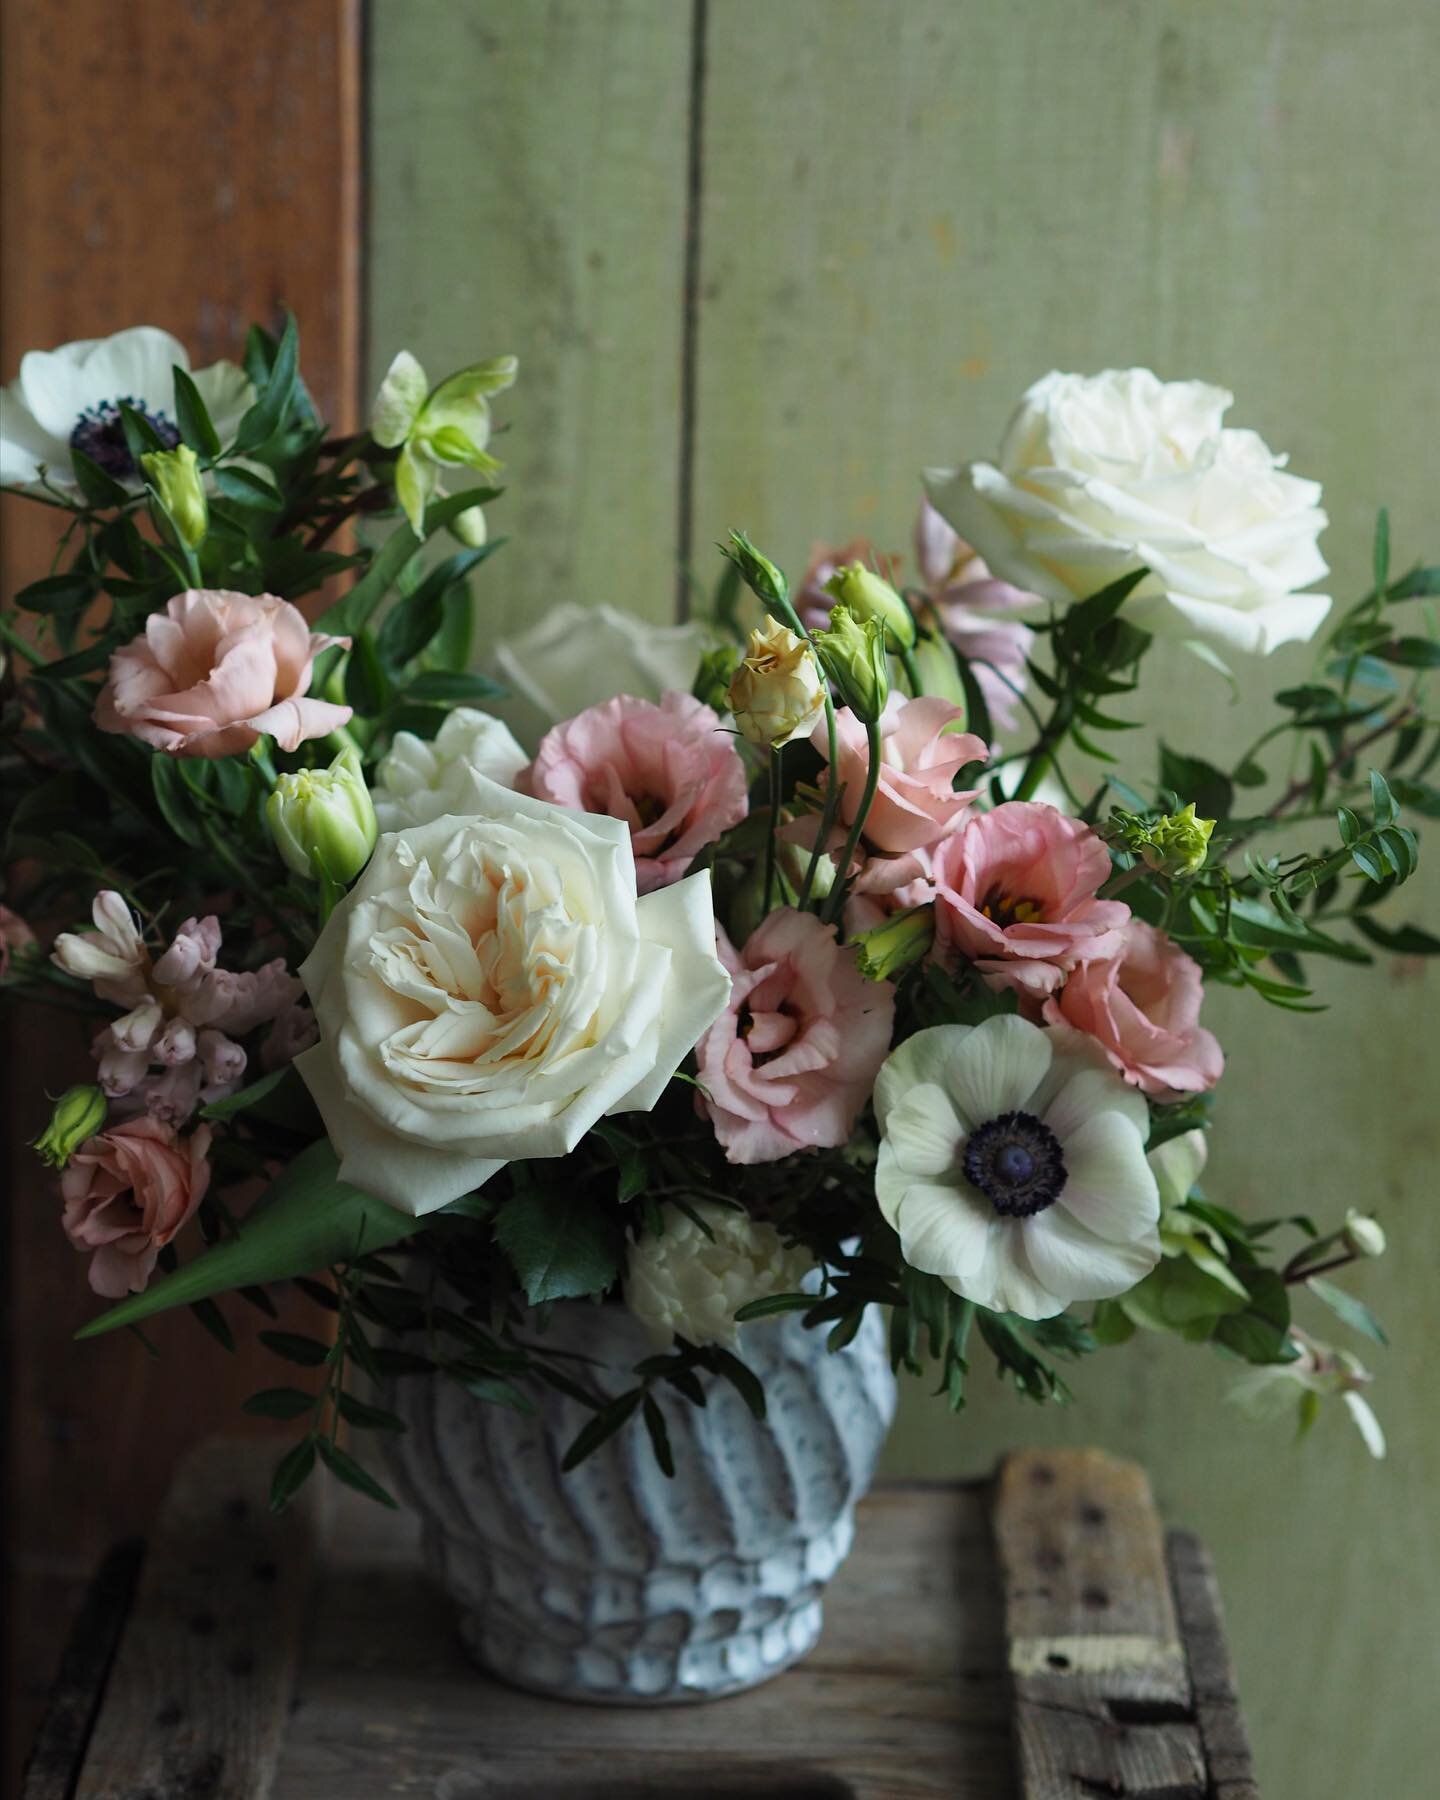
[33,1084,106,1168]
[265,747,378,884]
[727,616,825,749]
[823,561,916,650]
[141,444,208,550]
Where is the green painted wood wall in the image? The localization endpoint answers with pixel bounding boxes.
[371,5,1438,1794]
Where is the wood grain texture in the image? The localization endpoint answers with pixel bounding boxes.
[1,2,362,1785]
[70,1440,318,1800]
[1167,1532,1261,1800]
[367,0,696,638]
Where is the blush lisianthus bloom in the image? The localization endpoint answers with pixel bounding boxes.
[811,695,988,858]
[874,1014,1160,1318]
[61,1116,212,1297]
[624,1200,815,1350]
[372,707,527,833]
[933,802,1130,997]
[695,910,895,1164]
[296,772,731,1214]
[927,368,1330,656]
[727,616,826,749]
[913,497,1036,735]
[0,326,253,494]
[96,589,352,757]
[525,692,747,894]
[1042,919,1222,1099]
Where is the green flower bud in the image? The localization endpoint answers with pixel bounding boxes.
[722,531,789,609]
[811,606,889,724]
[1143,802,1215,875]
[141,444,208,550]
[34,1084,106,1168]
[851,905,935,982]
[693,644,741,713]
[1343,1209,1386,1259]
[823,561,916,650]
[266,747,378,884]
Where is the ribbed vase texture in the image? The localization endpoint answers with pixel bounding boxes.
[384,1300,897,1702]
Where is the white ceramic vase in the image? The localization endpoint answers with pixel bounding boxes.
[384,1298,897,1703]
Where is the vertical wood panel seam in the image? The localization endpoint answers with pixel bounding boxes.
[674,0,709,621]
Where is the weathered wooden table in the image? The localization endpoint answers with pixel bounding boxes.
[22,1440,1257,1799]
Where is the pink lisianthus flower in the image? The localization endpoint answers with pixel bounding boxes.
[525,692,747,894]
[933,802,1130,997]
[0,903,36,977]
[794,536,900,633]
[96,589,352,758]
[61,1117,212,1297]
[914,497,1037,736]
[808,694,988,858]
[695,910,895,1164]
[1042,919,1223,1099]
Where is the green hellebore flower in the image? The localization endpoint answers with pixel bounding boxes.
[812,605,889,723]
[823,561,916,650]
[266,747,378,885]
[851,905,935,982]
[371,349,518,538]
[34,1084,106,1168]
[141,443,208,550]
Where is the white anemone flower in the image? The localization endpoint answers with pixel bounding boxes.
[0,326,254,495]
[874,1013,1160,1319]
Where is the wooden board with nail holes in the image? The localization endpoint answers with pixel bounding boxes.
[22,1441,1256,1799]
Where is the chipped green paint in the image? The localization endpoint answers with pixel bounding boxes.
[373,4,1437,1792]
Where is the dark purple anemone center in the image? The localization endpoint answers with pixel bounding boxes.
[68,398,180,480]
[962,1109,1067,1218]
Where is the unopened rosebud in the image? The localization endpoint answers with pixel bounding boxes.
[722,531,789,609]
[823,561,916,650]
[694,644,740,713]
[811,606,889,724]
[1343,1210,1386,1259]
[141,444,208,550]
[727,616,825,749]
[34,1084,106,1168]
[851,905,934,981]
[1142,803,1214,876]
[265,747,378,884]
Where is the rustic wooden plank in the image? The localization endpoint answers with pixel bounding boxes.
[0,4,362,1784]
[993,1448,1206,1799]
[70,1440,317,1800]
[368,0,696,639]
[1168,1531,1261,1800]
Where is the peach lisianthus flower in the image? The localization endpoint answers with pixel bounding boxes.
[933,802,1129,998]
[61,1116,212,1296]
[96,589,352,757]
[695,910,895,1164]
[1042,919,1223,1099]
[812,695,988,858]
[525,692,747,894]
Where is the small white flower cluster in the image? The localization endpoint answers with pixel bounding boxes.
[625,1200,814,1350]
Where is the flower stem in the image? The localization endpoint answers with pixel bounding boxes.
[1011,694,1068,803]
[821,717,883,930]
[762,748,782,914]
[897,642,925,697]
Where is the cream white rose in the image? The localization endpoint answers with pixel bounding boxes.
[371,707,527,832]
[927,368,1330,656]
[624,1200,814,1350]
[297,773,731,1214]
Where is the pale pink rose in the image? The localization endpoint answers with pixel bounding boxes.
[61,1117,212,1297]
[933,802,1130,997]
[1042,919,1223,1098]
[811,694,988,857]
[52,891,149,1004]
[695,911,895,1164]
[794,537,900,633]
[525,693,748,894]
[96,589,352,758]
[0,903,35,977]
[914,497,1036,736]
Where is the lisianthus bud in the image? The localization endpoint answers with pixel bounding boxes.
[823,561,916,650]
[851,904,935,981]
[265,747,378,884]
[728,616,825,749]
[722,531,788,609]
[811,606,889,723]
[1343,1209,1386,1259]
[1147,803,1215,874]
[693,644,740,713]
[141,444,208,550]
[34,1084,106,1168]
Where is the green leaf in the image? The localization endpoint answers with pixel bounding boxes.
[454,1374,535,1414]
[1378,636,1440,668]
[704,1345,767,1419]
[150,755,207,848]
[344,629,391,715]
[1369,769,1397,825]
[641,1393,675,1477]
[74,1140,417,1339]
[315,520,420,637]
[118,402,169,460]
[377,547,492,670]
[214,464,284,511]
[405,669,507,705]
[172,366,221,459]
[317,1439,399,1508]
[731,1292,814,1323]
[562,1389,643,1471]
[1055,566,1148,657]
[243,1387,317,1420]
[335,1392,407,1433]
[1159,744,1234,821]
[269,1437,317,1512]
[70,446,131,508]
[259,1330,331,1367]
[1350,842,1387,883]
[1212,1268,1295,1365]
[233,311,299,452]
[14,572,96,615]
[189,1296,236,1352]
[1353,917,1440,956]
[424,485,503,533]
[1307,1276,1389,1347]
[1386,564,1440,601]
[200,1065,291,1120]
[493,1187,622,1304]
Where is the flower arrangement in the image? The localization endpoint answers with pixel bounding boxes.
[3,326,1432,1513]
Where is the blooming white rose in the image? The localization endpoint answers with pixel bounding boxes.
[488,602,715,748]
[927,368,1330,656]
[624,1200,815,1350]
[1,326,253,494]
[874,1014,1160,1319]
[372,707,527,832]
[296,772,731,1215]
